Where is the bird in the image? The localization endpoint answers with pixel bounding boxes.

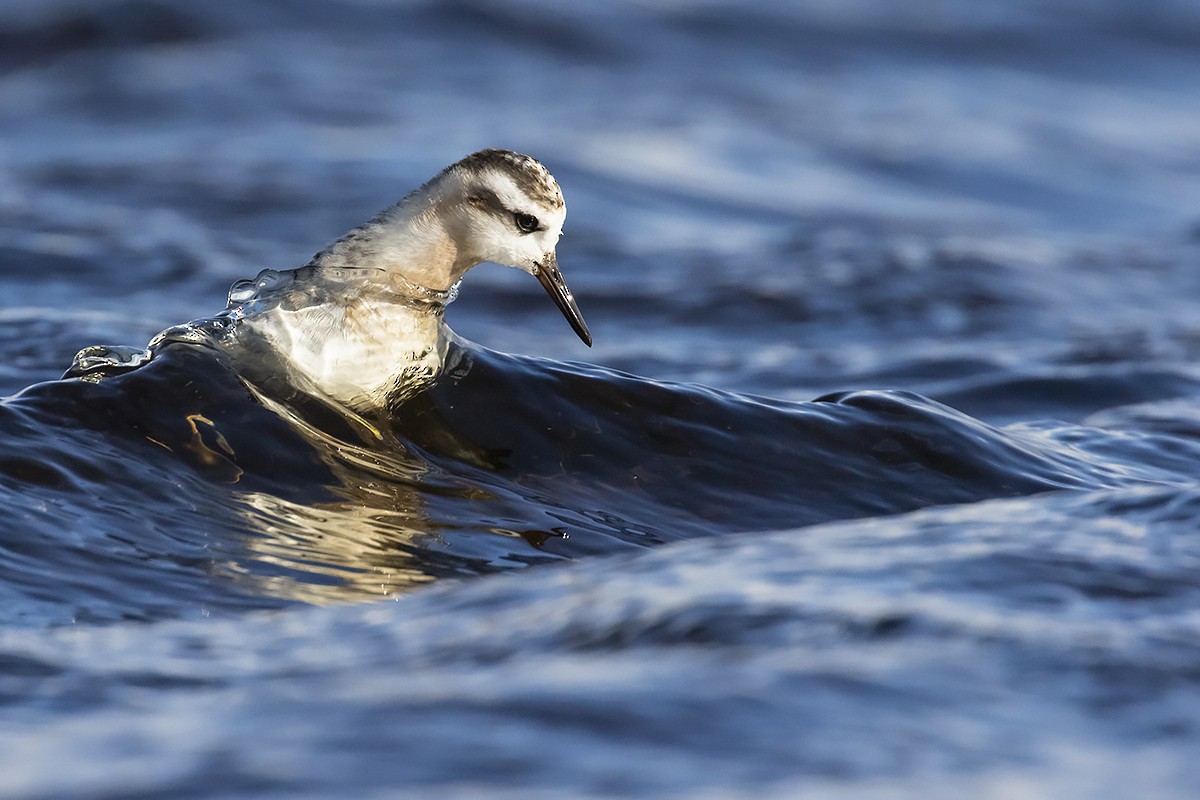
[188,149,591,410]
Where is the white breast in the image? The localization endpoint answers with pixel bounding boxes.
[241,300,447,408]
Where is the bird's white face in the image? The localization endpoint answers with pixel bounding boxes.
[456,166,566,273]
[450,155,590,345]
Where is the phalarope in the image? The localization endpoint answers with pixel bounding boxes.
[209,149,590,409]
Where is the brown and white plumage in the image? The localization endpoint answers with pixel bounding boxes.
[222,150,590,409]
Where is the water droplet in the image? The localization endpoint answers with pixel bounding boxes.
[63,344,152,380]
[227,278,257,305]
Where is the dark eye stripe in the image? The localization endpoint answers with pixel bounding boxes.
[466,187,509,219]
[466,186,544,233]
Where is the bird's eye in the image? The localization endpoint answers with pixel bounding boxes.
[514,213,539,233]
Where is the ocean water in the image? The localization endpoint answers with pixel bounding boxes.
[3,1,1200,797]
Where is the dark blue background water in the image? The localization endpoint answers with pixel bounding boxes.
[3,1,1200,796]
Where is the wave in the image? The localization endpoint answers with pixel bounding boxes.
[1,335,1191,624]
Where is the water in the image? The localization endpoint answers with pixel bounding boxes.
[3,0,1200,796]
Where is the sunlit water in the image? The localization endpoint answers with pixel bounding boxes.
[3,1,1200,797]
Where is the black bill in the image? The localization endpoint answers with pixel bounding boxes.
[534,252,592,347]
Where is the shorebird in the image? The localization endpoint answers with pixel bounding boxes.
[205,149,591,409]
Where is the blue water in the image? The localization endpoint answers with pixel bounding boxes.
[4,1,1200,796]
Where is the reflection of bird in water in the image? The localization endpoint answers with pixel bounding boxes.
[209,149,591,410]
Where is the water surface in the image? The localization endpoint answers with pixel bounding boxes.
[3,1,1200,797]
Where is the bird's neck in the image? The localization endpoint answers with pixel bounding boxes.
[307,184,478,293]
